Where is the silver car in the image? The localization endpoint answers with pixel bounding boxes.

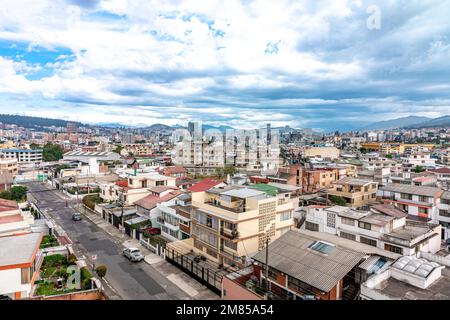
[122,247,144,262]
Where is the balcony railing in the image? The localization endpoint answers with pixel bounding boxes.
[220,228,239,240]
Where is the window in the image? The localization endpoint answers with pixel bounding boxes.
[21,267,31,284]
[340,232,356,241]
[419,196,429,203]
[419,207,428,215]
[439,210,450,217]
[309,241,335,254]
[341,217,355,226]
[401,193,413,200]
[358,221,371,230]
[384,244,403,255]
[280,211,292,221]
[327,212,336,228]
[305,221,319,232]
[360,236,377,247]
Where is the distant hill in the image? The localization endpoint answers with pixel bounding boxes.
[407,115,450,129]
[0,114,83,129]
[361,116,431,130]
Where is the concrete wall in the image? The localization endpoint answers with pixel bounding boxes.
[222,277,262,300]
[0,268,31,298]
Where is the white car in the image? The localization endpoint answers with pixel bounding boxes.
[122,247,144,262]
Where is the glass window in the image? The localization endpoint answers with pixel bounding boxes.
[326,212,335,228]
[305,221,319,231]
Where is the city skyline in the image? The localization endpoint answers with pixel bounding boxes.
[0,0,450,131]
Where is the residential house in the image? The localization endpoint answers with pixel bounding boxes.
[0,233,43,300]
[328,178,379,208]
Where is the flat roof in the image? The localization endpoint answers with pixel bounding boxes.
[221,188,266,199]
[373,266,450,300]
[0,233,42,267]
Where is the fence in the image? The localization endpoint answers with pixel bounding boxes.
[165,247,223,295]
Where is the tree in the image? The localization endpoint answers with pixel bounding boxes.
[329,195,347,206]
[10,186,27,201]
[29,143,41,150]
[359,147,368,154]
[113,144,123,154]
[95,265,107,279]
[42,143,63,161]
[414,165,425,173]
[385,154,393,159]
[0,186,27,202]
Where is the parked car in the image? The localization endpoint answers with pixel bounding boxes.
[72,213,82,221]
[146,227,161,235]
[122,247,144,262]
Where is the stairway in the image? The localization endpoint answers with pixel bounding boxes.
[342,283,360,300]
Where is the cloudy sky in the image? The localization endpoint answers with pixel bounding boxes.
[0,0,449,131]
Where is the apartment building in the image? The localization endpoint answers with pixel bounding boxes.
[301,204,441,256]
[0,233,43,300]
[402,153,437,168]
[328,178,379,208]
[119,144,153,157]
[357,168,390,186]
[303,146,340,160]
[437,192,450,240]
[154,193,193,241]
[0,149,43,164]
[0,158,18,175]
[167,185,294,268]
[378,184,443,224]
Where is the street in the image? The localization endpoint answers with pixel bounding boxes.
[26,181,194,300]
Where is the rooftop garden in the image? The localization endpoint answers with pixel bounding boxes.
[34,254,94,297]
[40,235,60,249]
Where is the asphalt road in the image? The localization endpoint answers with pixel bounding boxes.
[26,182,189,300]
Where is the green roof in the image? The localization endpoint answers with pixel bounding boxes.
[251,184,278,196]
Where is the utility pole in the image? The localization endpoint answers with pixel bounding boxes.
[265,237,269,292]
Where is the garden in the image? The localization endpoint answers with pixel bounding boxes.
[39,235,60,249]
[34,254,94,297]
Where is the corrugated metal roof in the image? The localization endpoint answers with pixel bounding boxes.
[252,231,365,292]
[359,255,382,270]
[380,184,443,197]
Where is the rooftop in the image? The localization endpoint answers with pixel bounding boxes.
[188,178,224,192]
[221,188,266,199]
[380,184,443,197]
[370,204,407,219]
[0,232,42,267]
[252,230,365,292]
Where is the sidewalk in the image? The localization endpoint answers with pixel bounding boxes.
[77,204,219,300]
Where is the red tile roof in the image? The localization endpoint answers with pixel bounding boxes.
[0,214,23,224]
[115,180,128,188]
[187,178,224,192]
[430,167,450,174]
[134,190,184,210]
[0,199,19,212]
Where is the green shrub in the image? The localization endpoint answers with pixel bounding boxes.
[95,265,107,278]
[67,254,77,265]
[42,254,67,268]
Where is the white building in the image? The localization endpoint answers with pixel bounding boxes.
[0,233,43,300]
[301,204,441,256]
[0,149,43,164]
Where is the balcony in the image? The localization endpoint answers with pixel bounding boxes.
[220,228,239,240]
[206,200,245,213]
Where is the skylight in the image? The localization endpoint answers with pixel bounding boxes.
[308,241,335,254]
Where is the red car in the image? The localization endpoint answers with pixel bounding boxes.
[146,227,161,235]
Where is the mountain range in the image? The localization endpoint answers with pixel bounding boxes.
[1,113,449,133]
[362,115,450,131]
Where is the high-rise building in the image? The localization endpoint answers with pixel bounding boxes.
[67,122,77,134]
